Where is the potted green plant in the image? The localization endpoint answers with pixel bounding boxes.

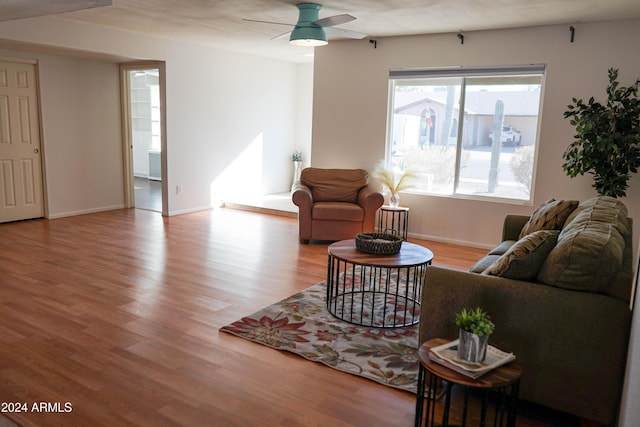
[562,68,640,197]
[455,307,495,363]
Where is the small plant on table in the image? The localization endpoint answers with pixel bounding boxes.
[455,307,495,363]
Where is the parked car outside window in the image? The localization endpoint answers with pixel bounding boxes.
[489,126,522,145]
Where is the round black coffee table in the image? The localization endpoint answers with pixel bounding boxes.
[326,239,433,328]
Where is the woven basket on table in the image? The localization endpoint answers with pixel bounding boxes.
[355,232,403,255]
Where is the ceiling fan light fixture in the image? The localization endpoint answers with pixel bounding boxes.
[289,25,328,46]
[289,3,327,46]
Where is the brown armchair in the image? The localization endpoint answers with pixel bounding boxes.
[292,168,384,243]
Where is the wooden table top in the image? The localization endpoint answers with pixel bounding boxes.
[419,338,522,389]
[380,205,410,211]
[328,239,434,267]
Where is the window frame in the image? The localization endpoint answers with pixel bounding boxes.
[385,64,546,205]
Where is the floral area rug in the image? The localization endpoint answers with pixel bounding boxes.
[220,281,419,394]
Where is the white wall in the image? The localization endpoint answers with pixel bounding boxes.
[162,42,299,213]
[311,19,640,426]
[294,63,314,170]
[40,55,124,217]
[0,15,308,217]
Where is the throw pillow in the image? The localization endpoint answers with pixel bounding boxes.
[537,196,629,295]
[519,199,579,239]
[483,230,559,281]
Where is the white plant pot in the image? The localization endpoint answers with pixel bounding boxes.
[389,192,400,208]
[457,329,489,363]
[292,160,303,190]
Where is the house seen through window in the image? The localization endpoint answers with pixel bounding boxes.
[386,65,544,202]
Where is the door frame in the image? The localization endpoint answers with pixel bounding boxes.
[119,61,167,215]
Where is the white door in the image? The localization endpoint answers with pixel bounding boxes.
[0,59,44,222]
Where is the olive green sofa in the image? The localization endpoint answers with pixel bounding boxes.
[419,196,634,425]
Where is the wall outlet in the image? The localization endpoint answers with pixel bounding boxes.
[176,185,182,195]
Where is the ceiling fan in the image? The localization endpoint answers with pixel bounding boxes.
[244,2,367,47]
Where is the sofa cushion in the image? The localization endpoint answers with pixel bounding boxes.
[488,240,516,256]
[469,255,502,273]
[483,230,559,280]
[519,199,579,239]
[312,202,364,222]
[537,196,629,294]
[301,168,369,203]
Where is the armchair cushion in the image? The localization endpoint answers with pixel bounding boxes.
[312,202,364,222]
[300,168,368,203]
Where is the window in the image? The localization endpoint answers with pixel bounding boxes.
[386,65,544,202]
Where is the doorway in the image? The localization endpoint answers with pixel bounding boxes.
[120,63,167,214]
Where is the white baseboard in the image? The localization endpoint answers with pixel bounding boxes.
[167,206,212,216]
[407,232,493,250]
[47,204,126,219]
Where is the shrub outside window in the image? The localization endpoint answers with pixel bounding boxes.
[386,65,544,203]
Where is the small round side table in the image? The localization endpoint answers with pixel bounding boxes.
[377,205,409,240]
[415,338,522,427]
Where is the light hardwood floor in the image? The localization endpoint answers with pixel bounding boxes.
[0,208,580,426]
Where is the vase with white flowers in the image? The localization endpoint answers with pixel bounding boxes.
[372,162,419,208]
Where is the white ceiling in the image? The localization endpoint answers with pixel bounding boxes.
[2,0,640,63]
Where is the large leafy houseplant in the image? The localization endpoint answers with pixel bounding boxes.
[562,68,640,197]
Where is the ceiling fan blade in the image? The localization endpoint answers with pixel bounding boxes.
[242,18,293,27]
[0,0,111,22]
[313,14,355,28]
[325,27,367,40]
[271,31,292,41]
